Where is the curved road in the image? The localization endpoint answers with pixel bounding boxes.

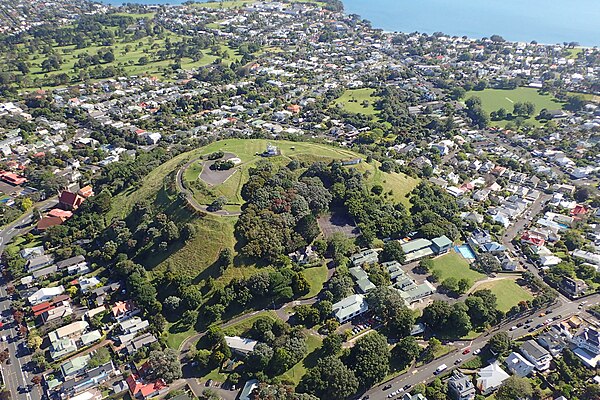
[175,156,241,217]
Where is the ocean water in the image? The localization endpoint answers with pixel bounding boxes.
[98,0,600,46]
[343,0,600,46]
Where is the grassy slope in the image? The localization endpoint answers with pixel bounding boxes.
[431,251,485,284]
[194,0,256,9]
[301,264,329,299]
[474,278,533,312]
[465,87,563,127]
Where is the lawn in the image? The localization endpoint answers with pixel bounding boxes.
[280,333,323,386]
[222,311,278,336]
[465,87,563,127]
[474,278,534,312]
[334,88,380,115]
[431,251,485,285]
[301,264,329,299]
[164,322,196,349]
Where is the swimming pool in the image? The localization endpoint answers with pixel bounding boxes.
[456,245,476,260]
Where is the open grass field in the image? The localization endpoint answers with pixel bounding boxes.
[333,88,380,115]
[466,87,563,127]
[431,251,485,285]
[301,264,329,299]
[183,139,419,209]
[222,311,278,336]
[474,277,534,312]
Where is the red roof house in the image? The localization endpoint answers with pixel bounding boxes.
[571,204,588,216]
[58,190,85,211]
[48,209,73,219]
[0,171,27,186]
[126,373,167,400]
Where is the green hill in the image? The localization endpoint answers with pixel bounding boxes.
[107,139,418,284]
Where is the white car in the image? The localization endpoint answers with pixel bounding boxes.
[473,349,481,355]
[510,326,517,331]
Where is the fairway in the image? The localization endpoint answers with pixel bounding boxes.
[334,88,380,115]
[466,87,563,127]
[183,139,419,209]
[431,251,485,285]
[474,278,533,312]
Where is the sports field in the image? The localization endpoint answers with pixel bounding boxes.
[474,278,533,312]
[466,87,563,126]
[431,251,485,286]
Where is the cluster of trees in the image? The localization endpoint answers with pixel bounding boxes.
[299,332,389,399]
[465,96,489,129]
[205,268,310,323]
[410,182,460,240]
[236,161,331,261]
[210,159,234,170]
[422,289,499,336]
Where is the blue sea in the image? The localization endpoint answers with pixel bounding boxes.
[99,0,600,46]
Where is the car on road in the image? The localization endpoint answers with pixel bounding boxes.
[434,364,448,375]
[535,323,544,329]
[462,348,471,355]
[403,384,412,391]
[510,326,518,331]
[454,358,463,365]
[528,327,536,332]
[383,384,392,390]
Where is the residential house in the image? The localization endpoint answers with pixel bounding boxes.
[28,285,65,305]
[561,277,588,297]
[447,371,476,400]
[126,373,168,400]
[80,330,102,347]
[572,327,600,367]
[401,394,427,400]
[91,282,121,306]
[27,254,54,272]
[124,333,158,356]
[476,362,510,395]
[32,264,58,280]
[520,340,552,371]
[41,300,73,324]
[62,361,117,398]
[112,300,140,322]
[59,190,85,210]
[467,229,492,251]
[56,255,87,272]
[225,336,258,356]
[70,389,102,400]
[78,276,101,292]
[288,246,318,265]
[118,317,149,344]
[504,352,535,377]
[349,266,376,293]
[239,379,259,400]
[332,294,368,323]
[537,331,566,357]
[61,354,91,378]
[20,246,45,260]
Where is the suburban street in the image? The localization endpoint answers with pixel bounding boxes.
[0,197,58,254]
[0,278,42,400]
[363,293,600,400]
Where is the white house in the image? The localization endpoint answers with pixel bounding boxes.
[28,285,65,305]
[476,362,510,395]
[505,352,535,377]
[519,340,552,371]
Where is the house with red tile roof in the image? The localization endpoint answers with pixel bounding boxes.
[78,185,94,198]
[36,216,68,231]
[571,204,588,217]
[48,209,73,219]
[59,190,85,211]
[126,373,167,400]
[0,171,27,186]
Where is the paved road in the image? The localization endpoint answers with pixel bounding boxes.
[363,294,600,400]
[0,198,58,255]
[175,157,241,217]
[0,279,42,400]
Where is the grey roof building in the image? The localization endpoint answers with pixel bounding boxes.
[448,371,476,400]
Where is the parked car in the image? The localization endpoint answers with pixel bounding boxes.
[473,349,481,355]
[383,384,392,391]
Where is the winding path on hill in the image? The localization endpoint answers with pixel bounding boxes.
[176,154,242,217]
